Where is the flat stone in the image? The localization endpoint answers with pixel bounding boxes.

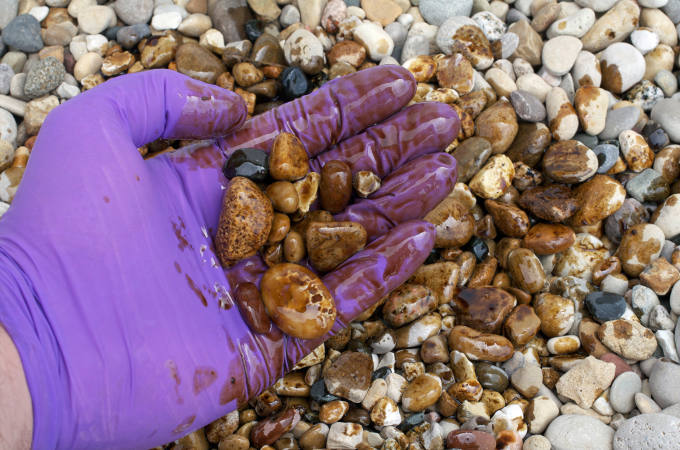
[585,292,627,323]
[598,319,658,361]
[2,14,43,53]
[419,0,473,26]
[610,371,642,413]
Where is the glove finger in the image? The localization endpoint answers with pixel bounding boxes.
[335,152,457,240]
[220,66,416,158]
[53,69,247,149]
[310,102,459,177]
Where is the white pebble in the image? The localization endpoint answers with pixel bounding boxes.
[631,28,660,55]
[29,6,49,22]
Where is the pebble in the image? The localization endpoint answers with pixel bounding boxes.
[507,247,545,292]
[593,144,619,174]
[279,67,309,100]
[556,356,616,409]
[453,286,516,333]
[283,29,325,75]
[447,430,496,449]
[613,413,680,449]
[425,196,474,248]
[581,0,640,52]
[504,304,541,346]
[419,0,472,26]
[599,106,641,141]
[542,140,598,183]
[0,65,13,96]
[326,422,363,449]
[598,319,658,361]
[600,43,646,94]
[175,42,225,84]
[627,80,664,111]
[510,364,542,398]
[114,0,153,25]
[522,223,575,255]
[473,11,506,41]
[0,108,16,146]
[436,18,494,69]
[547,335,581,354]
[507,19,543,66]
[610,371,642,414]
[649,304,675,330]
[631,28,660,55]
[23,95,58,135]
[510,90,546,122]
[382,284,436,328]
[485,199,530,237]
[618,223,665,277]
[651,98,680,144]
[402,373,442,412]
[469,154,515,199]
[574,86,608,136]
[77,5,116,35]
[545,414,615,450]
[626,169,670,204]
[325,352,373,403]
[23,56,64,98]
[542,35,582,76]
[546,8,595,39]
[353,22,394,61]
[585,292,627,323]
[2,15,43,53]
[649,360,680,408]
[546,87,579,141]
[449,325,514,362]
[216,176,273,265]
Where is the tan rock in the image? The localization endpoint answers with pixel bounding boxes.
[474,99,518,154]
[508,19,543,65]
[574,86,608,135]
[555,356,616,409]
[469,155,515,199]
[597,319,658,361]
[581,0,640,53]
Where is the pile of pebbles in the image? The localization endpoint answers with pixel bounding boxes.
[1,0,680,448]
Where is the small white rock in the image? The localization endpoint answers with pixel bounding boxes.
[631,28,660,55]
[29,6,49,22]
[542,35,583,76]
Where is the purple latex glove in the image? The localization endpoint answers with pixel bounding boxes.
[0,66,459,449]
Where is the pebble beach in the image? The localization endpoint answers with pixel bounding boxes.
[1,0,680,448]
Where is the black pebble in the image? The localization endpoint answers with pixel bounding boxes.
[245,20,263,42]
[372,367,392,380]
[223,148,269,182]
[398,412,425,431]
[280,66,310,100]
[466,237,489,262]
[585,291,627,322]
[310,379,339,403]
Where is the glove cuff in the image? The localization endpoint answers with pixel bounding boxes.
[0,248,63,449]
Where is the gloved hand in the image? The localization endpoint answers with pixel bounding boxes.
[0,66,459,449]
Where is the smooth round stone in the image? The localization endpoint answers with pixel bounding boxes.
[419,0,473,26]
[604,198,649,244]
[542,35,582,76]
[402,373,442,412]
[610,371,642,413]
[631,28,659,55]
[542,140,598,183]
[23,56,65,98]
[510,90,546,122]
[651,98,680,143]
[449,325,514,362]
[585,291,626,323]
[522,223,575,255]
[319,160,351,213]
[175,42,225,84]
[619,223,665,277]
[261,263,336,339]
[234,282,271,334]
[613,413,680,449]
[2,15,43,53]
[116,24,151,49]
[626,168,670,203]
[599,42,646,94]
[546,8,596,39]
[649,360,680,408]
[476,362,509,392]
[279,66,309,100]
[283,29,325,75]
[447,430,496,449]
[223,148,269,182]
[425,197,474,248]
[545,414,614,450]
[77,6,116,35]
[593,144,619,173]
[0,108,17,145]
[599,106,641,141]
[114,0,153,24]
[453,287,516,333]
[353,22,394,61]
[451,137,492,183]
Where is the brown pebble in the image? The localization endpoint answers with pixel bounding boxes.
[382,283,437,327]
[437,53,474,95]
[467,256,498,287]
[402,373,443,412]
[453,287,516,333]
[261,242,283,267]
[485,199,530,237]
[327,40,367,67]
[232,61,264,87]
[506,122,552,168]
[250,408,300,448]
[447,429,496,450]
[319,400,349,424]
[448,325,514,362]
[475,99,519,154]
[216,177,273,266]
[569,174,626,226]
[320,160,353,213]
[352,170,381,197]
[542,140,598,183]
[519,184,578,222]
[268,213,290,244]
[283,231,305,263]
[235,282,271,334]
[255,389,283,417]
[260,263,336,339]
[522,223,575,255]
[269,132,310,181]
[507,248,546,293]
[504,304,541,346]
[266,181,299,214]
[425,197,475,247]
[306,221,367,272]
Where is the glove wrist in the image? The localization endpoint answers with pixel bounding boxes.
[0,248,65,449]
